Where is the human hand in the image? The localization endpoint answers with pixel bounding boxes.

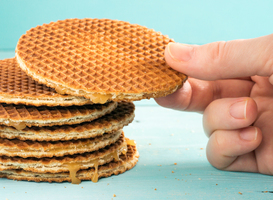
[155,34,273,174]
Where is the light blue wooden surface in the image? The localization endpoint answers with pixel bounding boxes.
[1,1,273,199]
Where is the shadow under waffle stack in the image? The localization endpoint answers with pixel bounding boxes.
[0,101,138,183]
[15,18,187,103]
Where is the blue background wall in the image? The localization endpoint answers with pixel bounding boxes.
[1,0,273,51]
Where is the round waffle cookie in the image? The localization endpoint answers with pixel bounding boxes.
[15,18,187,103]
[0,102,134,141]
[0,130,123,158]
[0,101,117,130]
[0,143,138,183]
[0,58,92,106]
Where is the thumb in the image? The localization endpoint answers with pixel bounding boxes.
[165,34,273,81]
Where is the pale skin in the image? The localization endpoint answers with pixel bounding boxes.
[155,34,273,174]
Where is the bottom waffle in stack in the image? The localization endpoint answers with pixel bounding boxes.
[0,102,139,184]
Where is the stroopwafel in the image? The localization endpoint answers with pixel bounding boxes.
[0,134,127,173]
[0,101,117,130]
[0,130,123,158]
[0,102,134,141]
[0,58,92,106]
[16,18,187,103]
[0,144,138,183]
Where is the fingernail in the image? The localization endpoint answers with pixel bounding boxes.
[229,99,248,119]
[168,43,194,62]
[240,127,258,141]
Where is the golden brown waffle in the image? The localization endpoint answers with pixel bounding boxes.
[0,135,127,173]
[0,130,122,158]
[0,102,134,141]
[0,144,138,183]
[16,18,187,103]
[0,58,92,106]
[0,101,117,130]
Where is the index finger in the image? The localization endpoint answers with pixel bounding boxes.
[165,34,273,81]
[155,77,254,112]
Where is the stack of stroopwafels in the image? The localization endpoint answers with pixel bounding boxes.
[0,58,137,183]
[0,18,187,183]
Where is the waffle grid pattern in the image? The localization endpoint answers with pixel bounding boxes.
[0,58,57,97]
[0,58,91,106]
[0,101,116,123]
[0,130,122,158]
[16,18,186,100]
[0,135,125,169]
[0,144,139,183]
[0,102,135,141]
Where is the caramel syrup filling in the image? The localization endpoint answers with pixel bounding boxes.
[89,93,112,104]
[63,144,127,184]
[125,138,136,146]
[55,86,67,95]
[91,159,99,183]
[122,149,127,154]
[55,85,113,103]
[65,163,81,184]
[8,121,26,130]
